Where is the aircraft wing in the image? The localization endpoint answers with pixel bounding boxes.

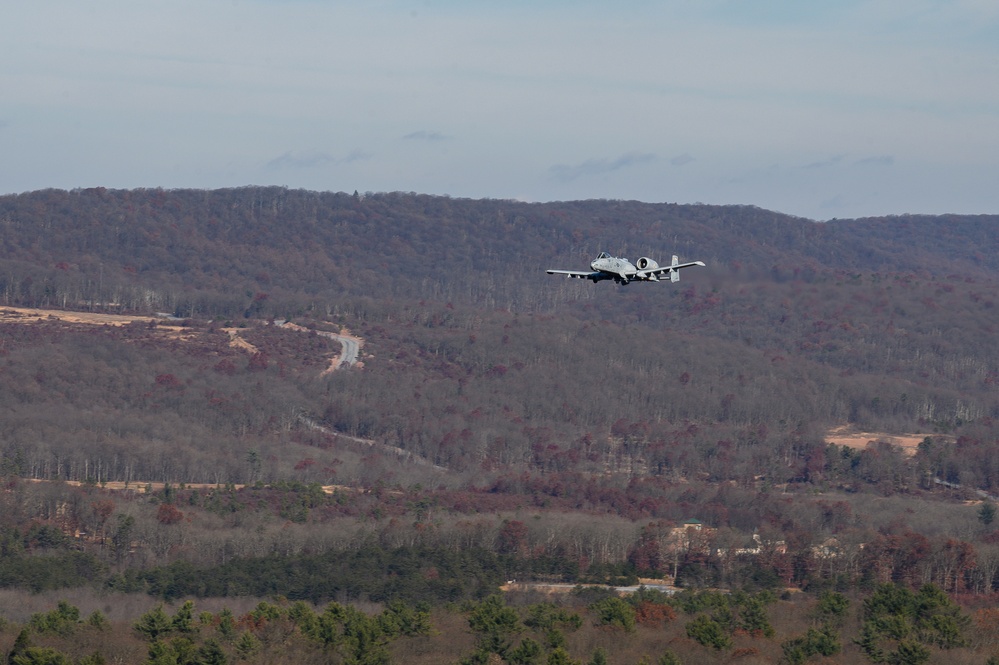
[641,260,706,277]
[546,269,611,282]
[635,256,706,283]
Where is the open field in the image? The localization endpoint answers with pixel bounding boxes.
[824,425,932,457]
[0,306,164,327]
[0,306,362,370]
[0,305,242,346]
[24,477,369,495]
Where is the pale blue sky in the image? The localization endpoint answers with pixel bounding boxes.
[2,0,997,220]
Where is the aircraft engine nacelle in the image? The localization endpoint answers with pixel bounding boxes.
[636,257,659,271]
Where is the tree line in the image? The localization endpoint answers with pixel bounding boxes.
[0,581,988,664]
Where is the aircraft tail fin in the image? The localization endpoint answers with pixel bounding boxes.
[670,255,680,282]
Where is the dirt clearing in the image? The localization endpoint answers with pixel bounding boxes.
[824,425,931,457]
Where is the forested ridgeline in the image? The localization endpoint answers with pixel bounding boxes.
[2,187,998,315]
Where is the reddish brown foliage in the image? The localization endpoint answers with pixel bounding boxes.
[154,373,181,388]
[633,601,676,628]
[156,503,184,525]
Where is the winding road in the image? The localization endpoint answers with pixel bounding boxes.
[277,321,362,372]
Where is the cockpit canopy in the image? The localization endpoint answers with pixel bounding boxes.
[595,252,610,259]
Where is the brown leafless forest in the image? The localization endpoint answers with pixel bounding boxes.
[2,187,999,663]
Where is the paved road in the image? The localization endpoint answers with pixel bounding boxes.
[331,333,359,367]
[934,477,997,501]
[278,322,361,369]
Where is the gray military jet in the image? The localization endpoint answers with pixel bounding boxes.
[546,252,705,285]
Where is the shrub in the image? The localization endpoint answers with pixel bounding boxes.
[685,615,731,650]
[589,597,636,633]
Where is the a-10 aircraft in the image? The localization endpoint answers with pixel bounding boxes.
[546,252,705,285]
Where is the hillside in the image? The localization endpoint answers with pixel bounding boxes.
[4,188,997,485]
[4,188,999,662]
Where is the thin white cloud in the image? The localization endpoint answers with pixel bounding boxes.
[802,155,846,170]
[403,131,450,142]
[266,150,370,170]
[550,152,656,181]
[267,151,334,170]
[855,155,895,167]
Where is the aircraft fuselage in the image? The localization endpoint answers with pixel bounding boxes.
[590,255,637,282]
